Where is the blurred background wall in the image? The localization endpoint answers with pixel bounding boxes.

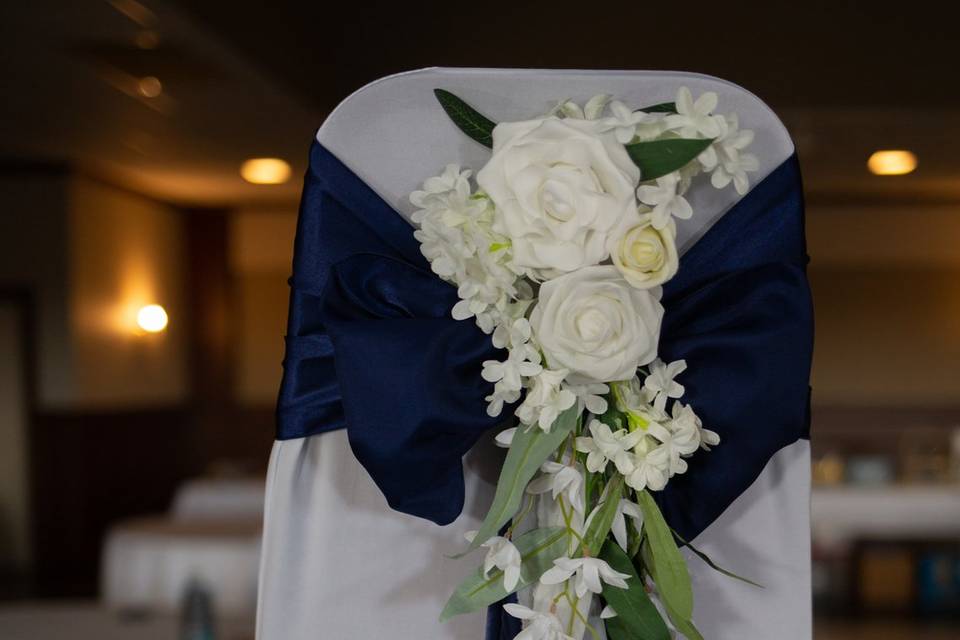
[0,0,958,638]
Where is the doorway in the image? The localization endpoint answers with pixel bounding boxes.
[0,293,33,593]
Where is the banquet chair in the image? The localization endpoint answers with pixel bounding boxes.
[256,68,812,640]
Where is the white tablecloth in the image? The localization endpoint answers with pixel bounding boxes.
[0,601,253,640]
[101,516,261,618]
[171,478,266,521]
[811,485,960,551]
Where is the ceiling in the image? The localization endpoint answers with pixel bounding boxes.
[170,0,960,113]
[1,0,959,206]
[0,0,319,207]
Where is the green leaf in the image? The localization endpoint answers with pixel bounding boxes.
[434,89,496,148]
[625,138,714,181]
[440,527,569,621]
[671,528,765,589]
[638,101,676,113]
[595,404,626,432]
[582,476,623,556]
[637,490,693,620]
[663,601,704,640]
[599,540,671,640]
[463,407,579,553]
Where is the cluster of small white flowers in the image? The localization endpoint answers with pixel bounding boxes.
[573,358,721,493]
[558,87,759,232]
[411,165,521,332]
[492,359,719,637]
[412,167,589,432]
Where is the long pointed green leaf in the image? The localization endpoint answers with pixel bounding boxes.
[462,407,579,553]
[625,138,713,181]
[664,600,704,640]
[672,528,764,588]
[582,476,623,556]
[440,527,569,621]
[637,490,693,620]
[599,540,671,640]
[434,89,496,148]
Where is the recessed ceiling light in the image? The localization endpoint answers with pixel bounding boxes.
[241,158,292,185]
[137,76,163,98]
[867,150,917,176]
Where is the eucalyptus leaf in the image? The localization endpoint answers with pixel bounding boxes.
[672,528,764,589]
[582,476,623,556]
[625,138,714,181]
[434,89,496,148]
[637,490,693,620]
[638,101,676,113]
[599,540,671,640]
[440,527,569,622]
[462,408,579,553]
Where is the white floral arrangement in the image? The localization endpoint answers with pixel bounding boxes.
[412,87,759,640]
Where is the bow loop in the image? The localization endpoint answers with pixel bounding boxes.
[319,252,505,524]
[325,253,461,321]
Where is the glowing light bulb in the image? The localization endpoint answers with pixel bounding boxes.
[867,150,917,176]
[240,158,291,185]
[137,304,168,333]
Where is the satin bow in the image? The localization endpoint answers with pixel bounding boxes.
[277,141,812,543]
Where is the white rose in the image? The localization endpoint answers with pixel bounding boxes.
[530,266,663,384]
[611,214,679,289]
[476,117,640,277]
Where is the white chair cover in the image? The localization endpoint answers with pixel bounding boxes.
[256,68,811,640]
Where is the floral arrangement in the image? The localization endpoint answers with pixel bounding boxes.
[411,87,759,640]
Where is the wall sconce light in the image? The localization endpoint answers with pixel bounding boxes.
[136,304,168,333]
[867,150,917,176]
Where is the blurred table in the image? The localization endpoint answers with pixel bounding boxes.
[0,601,253,640]
[171,478,266,521]
[101,516,261,618]
[812,485,960,551]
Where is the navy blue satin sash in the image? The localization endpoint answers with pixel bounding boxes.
[277,140,811,636]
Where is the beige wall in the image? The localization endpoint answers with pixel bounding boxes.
[1,170,189,409]
[229,210,297,406]
[66,176,188,408]
[807,205,960,269]
[809,267,960,406]
[807,205,960,406]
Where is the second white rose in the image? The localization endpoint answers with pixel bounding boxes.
[530,265,663,384]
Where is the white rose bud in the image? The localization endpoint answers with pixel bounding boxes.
[477,117,640,278]
[612,215,679,289]
[530,266,663,384]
